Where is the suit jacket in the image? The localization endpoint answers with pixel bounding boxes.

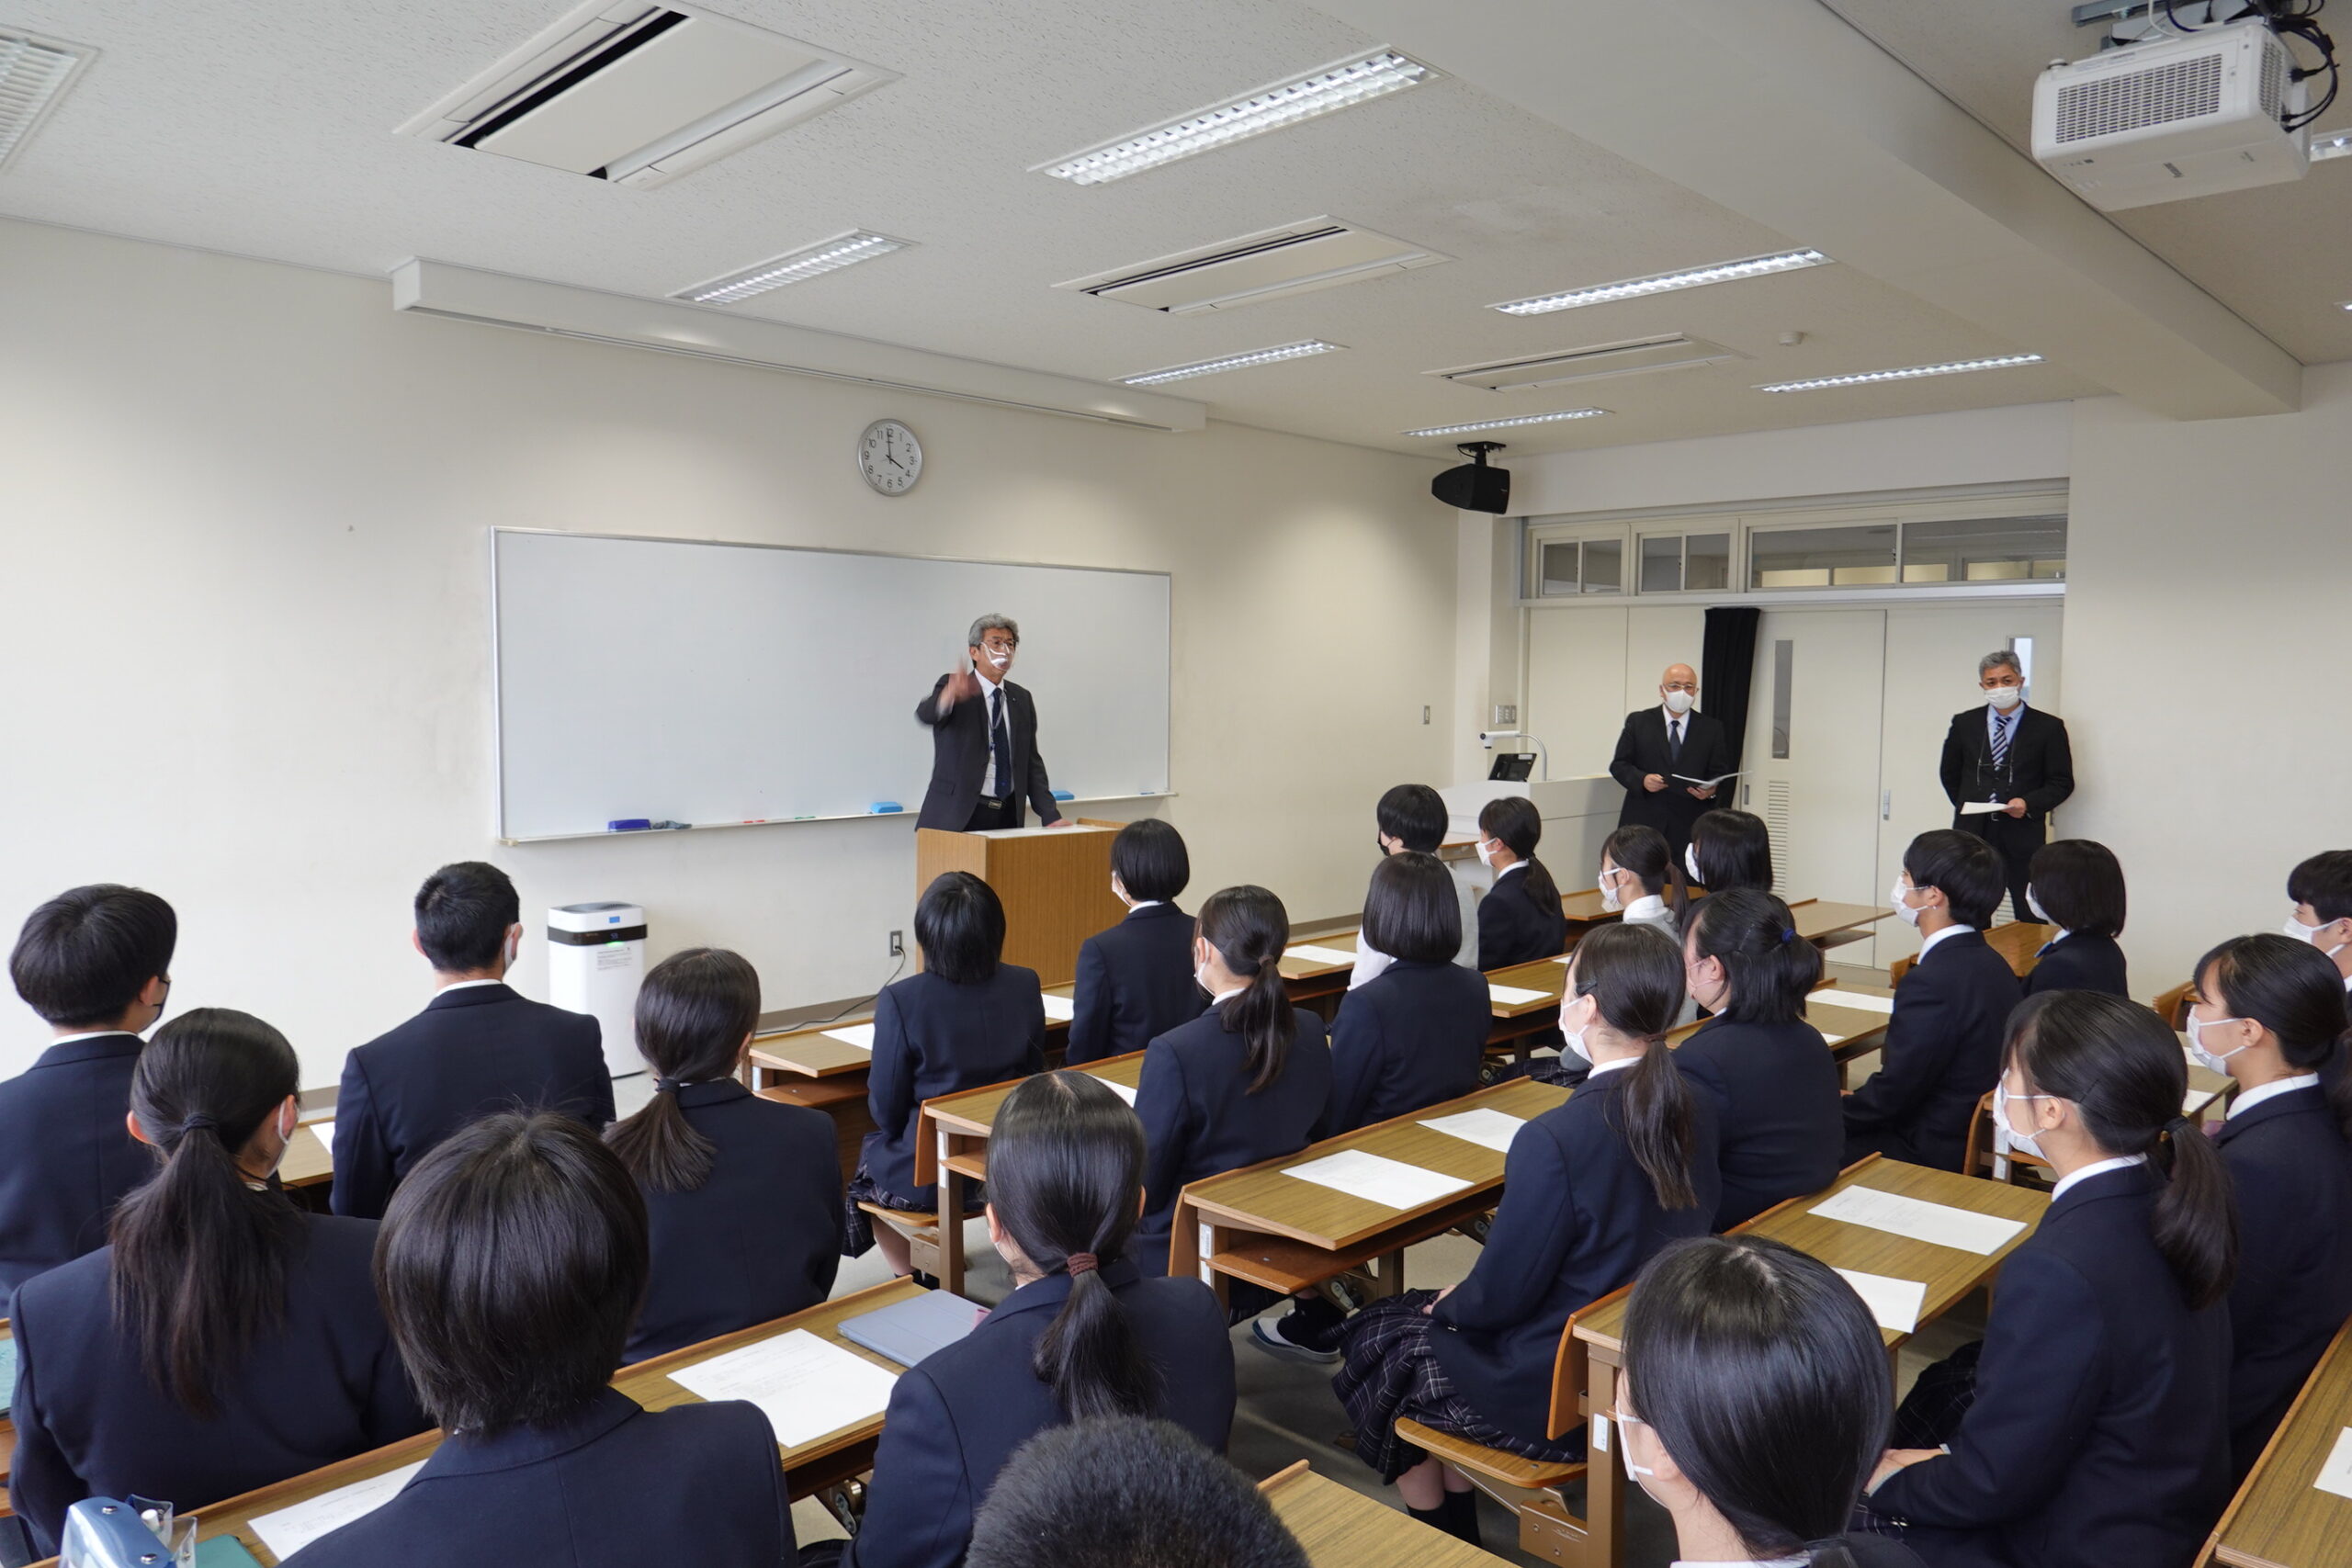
[8,1213,429,1554]
[1134,1007,1333,1276]
[1867,1166,2231,1568]
[0,1032,149,1318]
[1609,707,1734,844]
[2216,1085,2352,1478]
[280,1389,790,1568]
[1063,904,1203,1067]
[1675,1016,1845,1231]
[845,1258,1235,1568]
[624,1080,843,1364]
[914,671,1057,831]
[1939,704,2074,822]
[2024,931,2130,998]
[1476,864,1568,971]
[1327,961,1490,1134]
[1433,1065,1718,1443]
[863,967,1046,1202]
[330,984,612,1221]
[1843,931,2020,1172]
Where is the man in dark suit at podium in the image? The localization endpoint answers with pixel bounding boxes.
[915,614,1070,833]
[1608,662,1734,857]
[1939,649,2075,922]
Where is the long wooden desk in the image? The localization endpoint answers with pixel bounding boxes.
[1984,919,2055,977]
[1262,1460,1515,1568]
[1792,898,1896,952]
[2206,1318,2352,1568]
[281,1122,332,1190]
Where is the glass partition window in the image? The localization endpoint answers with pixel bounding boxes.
[1901,515,2066,583]
[1749,524,1898,589]
[1536,536,1624,595]
[1638,531,1733,592]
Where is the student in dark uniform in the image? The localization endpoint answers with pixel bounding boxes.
[2185,933,2352,1479]
[1844,831,2021,1171]
[1065,819,1202,1066]
[1614,1235,1928,1568]
[7,1010,426,1554]
[605,948,841,1363]
[1863,992,2235,1568]
[2282,850,2352,991]
[1474,795,1568,970]
[1333,922,1719,1545]
[0,883,175,1317]
[848,1072,1236,1568]
[846,871,1046,1275]
[2022,840,2131,998]
[1351,784,1479,987]
[284,1112,797,1568]
[1599,824,1688,943]
[1685,808,1772,895]
[1678,889,1843,1230]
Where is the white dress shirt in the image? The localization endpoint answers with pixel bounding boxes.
[2227,1073,2322,1122]
[1917,922,1976,961]
[974,665,1006,798]
[2052,1152,2146,1201]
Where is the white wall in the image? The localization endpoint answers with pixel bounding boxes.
[0,220,1455,1088]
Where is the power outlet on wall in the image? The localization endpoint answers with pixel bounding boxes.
[888,930,904,958]
[1493,703,1518,725]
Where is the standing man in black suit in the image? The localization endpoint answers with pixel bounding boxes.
[1608,662,1735,858]
[1939,649,2074,922]
[914,613,1071,833]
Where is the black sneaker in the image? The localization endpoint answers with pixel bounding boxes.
[1250,1312,1343,1364]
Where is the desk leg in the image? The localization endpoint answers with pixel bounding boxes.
[1586,1356,1624,1568]
[1374,1247,1406,1299]
[1200,1218,1230,1312]
[938,1130,966,1295]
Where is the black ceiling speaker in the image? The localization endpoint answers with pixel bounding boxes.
[1431,441,1510,513]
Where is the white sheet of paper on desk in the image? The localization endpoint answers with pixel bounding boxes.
[249,1461,427,1559]
[667,1327,899,1449]
[2184,1089,2218,1117]
[1819,1033,1847,1047]
[2314,1427,2352,1499]
[1833,1268,1928,1334]
[1959,801,2006,816]
[1419,1108,1526,1154]
[1283,1149,1473,1211]
[1040,994,1075,1022]
[311,1118,336,1156]
[821,1023,876,1051]
[1814,989,1897,1015]
[1285,943,1360,967]
[1808,1185,2026,1256]
[1091,1076,1137,1106]
[1488,983,1550,1006]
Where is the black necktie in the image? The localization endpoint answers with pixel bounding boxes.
[1668,718,1683,763]
[989,688,1012,801]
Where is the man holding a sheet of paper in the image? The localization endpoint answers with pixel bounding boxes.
[1939,650,2074,922]
[1608,664,1736,858]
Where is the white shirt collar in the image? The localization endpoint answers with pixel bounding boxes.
[1211,986,1246,1005]
[48,1029,139,1046]
[1660,705,1687,727]
[1494,860,1528,880]
[2052,1152,2145,1201]
[1585,1054,1637,1079]
[1125,899,1166,911]
[974,663,1003,696]
[436,978,507,993]
[1623,893,1667,921]
[2229,1073,2323,1122]
[1917,922,1975,958]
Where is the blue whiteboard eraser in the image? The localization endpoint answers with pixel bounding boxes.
[1052,790,1074,801]
[868,802,904,814]
[608,818,652,832]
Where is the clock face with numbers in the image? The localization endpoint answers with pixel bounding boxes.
[858,420,922,495]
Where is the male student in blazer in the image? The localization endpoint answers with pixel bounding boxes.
[914,612,1070,832]
[1608,663,1734,857]
[331,862,612,1220]
[1064,819,1203,1066]
[0,884,175,1317]
[1939,649,2074,921]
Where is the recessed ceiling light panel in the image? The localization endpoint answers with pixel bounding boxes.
[1494,249,1830,316]
[2312,129,2352,162]
[1405,409,1609,438]
[0,28,96,170]
[675,231,910,303]
[1119,341,1343,386]
[1756,354,2044,393]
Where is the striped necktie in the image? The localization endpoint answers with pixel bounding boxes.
[1992,712,2013,774]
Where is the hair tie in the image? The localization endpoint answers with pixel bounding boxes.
[2165,1115,2194,1138]
[177,1112,219,1136]
[1065,1252,1100,1277]
[1779,927,1797,945]
[654,1077,687,1095]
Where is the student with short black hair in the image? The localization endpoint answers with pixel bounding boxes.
[282,1112,797,1568]
[1843,830,2020,1171]
[1679,890,1843,1230]
[1066,819,1202,1066]
[1685,809,1772,894]
[605,948,841,1363]
[1475,796,1567,969]
[848,871,1046,1274]
[849,1073,1236,1568]
[1864,992,2234,1568]
[7,1010,427,1554]
[331,862,612,1221]
[0,883,176,1317]
[2186,933,2352,1478]
[1334,923,1718,1544]
[1353,784,1477,985]
[1598,824,1686,941]
[2285,849,2352,990]
[2022,839,2131,998]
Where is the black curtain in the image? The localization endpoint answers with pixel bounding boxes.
[1702,605,1761,773]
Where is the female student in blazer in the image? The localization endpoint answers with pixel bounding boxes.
[848,871,1046,1272]
[1678,890,1844,1230]
[2022,840,2132,998]
[1066,818,1203,1066]
[1863,991,2235,1568]
[1475,795,1568,970]
[1616,1236,1927,1568]
[1334,922,1719,1545]
[849,1072,1236,1568]
[605,948,841,1363]
[1134,886,1332,1284]
[2185,932,2352,1478]
[283,1113,796,1568]
[1686,808,1772,895]
[8,1010,427,1555]
[1599,824,1685,942]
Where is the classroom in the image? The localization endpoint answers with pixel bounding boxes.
[3,2,2351,1565]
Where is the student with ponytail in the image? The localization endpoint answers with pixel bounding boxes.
[850,1073,1234,1568]
[1598,823,1687,941]
[1333,922,1718,1544]
[2186,932,2352,1477]
[605,948,841,1363]
[1474,795,1568,969]
[1686,808,1773,894]
[1863,991,2234,1568]
[7,1010,427,1554]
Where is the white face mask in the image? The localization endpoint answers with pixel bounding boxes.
[1662,689,1695,716]
[1995,1081,2055,1161]
[977,645,1012,672]
[1598,865,1623,912]
[1684,844,1702,885]
[1891,878,1923,928]
[1477,839,1499,871]
[2286,913,2349,959]
[1562,992,1595,1063]
[2025,886,2051,924]
[1985,684,2023,710]
[1611,1407,1667,1503]
[2187,1011,2252,1075]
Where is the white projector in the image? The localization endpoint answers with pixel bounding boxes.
[2032,19,2308,210]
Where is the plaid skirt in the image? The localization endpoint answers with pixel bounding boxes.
[840,1168,984,1258]
[1332,1291,1586,1483]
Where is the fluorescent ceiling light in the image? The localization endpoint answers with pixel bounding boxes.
[1756,354,2044,393]
[674,231,910,303]
[1119,341,1343,385]
[2311,129,2352,162]
[1405,408,1609,438]
[1493,249,1831,316]
[0,28,94,170]
[1039,50,1436,186]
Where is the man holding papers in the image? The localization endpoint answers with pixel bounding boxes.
[1939,649,2074,922]
[1608,663,1735,858]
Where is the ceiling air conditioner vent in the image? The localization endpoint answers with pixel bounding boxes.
[0,28,96,171]
[396,0,895,189]
[1057,218,1449,314]
[1432,334,1744,391]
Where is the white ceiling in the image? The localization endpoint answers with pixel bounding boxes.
[0,0,2335,457]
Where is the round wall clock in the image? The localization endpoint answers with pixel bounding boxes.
[858,419,922,495]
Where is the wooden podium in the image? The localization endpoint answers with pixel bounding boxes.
[914,823,1126,987]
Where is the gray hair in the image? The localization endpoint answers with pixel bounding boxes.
[1978,650,2022,680]
[968,613,1019,649]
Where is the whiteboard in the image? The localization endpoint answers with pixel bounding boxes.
[492,530,1170,841]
